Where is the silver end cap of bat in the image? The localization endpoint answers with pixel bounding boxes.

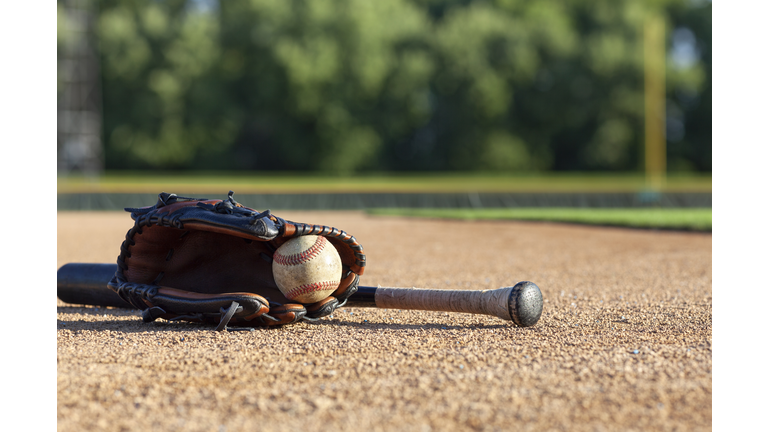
[507,281,543,327]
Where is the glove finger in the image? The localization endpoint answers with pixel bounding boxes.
[264,303,307,326]
[332,272,360,303]
[153,287,272,323]
[302,273,360,319]
[304,296,339,319]
[117,282,271,324]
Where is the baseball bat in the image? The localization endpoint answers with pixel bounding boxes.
[57,263,543,327]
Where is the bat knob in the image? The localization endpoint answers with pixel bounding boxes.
[507,281,543,327]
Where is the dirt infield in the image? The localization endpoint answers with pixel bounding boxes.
[57,211,712,431]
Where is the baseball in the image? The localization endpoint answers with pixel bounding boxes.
[272,235,342,304]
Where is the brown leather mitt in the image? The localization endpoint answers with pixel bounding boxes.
[108,191,365,331]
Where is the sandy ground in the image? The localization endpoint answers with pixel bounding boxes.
[57,211,712,431]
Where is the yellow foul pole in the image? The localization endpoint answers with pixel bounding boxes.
[644,13,666,191]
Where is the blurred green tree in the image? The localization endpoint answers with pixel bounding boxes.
[96,0,237,169]
[217,0,435,173]
[83,0,711,173]
[666,1,711,172]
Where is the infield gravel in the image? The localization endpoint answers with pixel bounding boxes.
[57,211,712,431]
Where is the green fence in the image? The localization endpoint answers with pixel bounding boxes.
[58,192,711,211]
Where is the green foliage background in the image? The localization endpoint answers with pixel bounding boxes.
[57,0,711,174]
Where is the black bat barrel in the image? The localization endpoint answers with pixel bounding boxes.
[344,285,377,307]
[57,262,379,309]
[57,263,133,308]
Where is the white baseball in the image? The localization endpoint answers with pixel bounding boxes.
[272,235,342,304]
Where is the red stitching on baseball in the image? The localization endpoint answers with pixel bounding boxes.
[286,280,339,299]
[273,236,328,266]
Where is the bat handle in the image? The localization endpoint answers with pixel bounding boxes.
[370,282,543,327]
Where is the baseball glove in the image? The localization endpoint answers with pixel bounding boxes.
[108,191,365,331]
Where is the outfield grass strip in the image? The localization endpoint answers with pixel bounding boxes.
[367,208,712,232]
[58,172,712,194]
